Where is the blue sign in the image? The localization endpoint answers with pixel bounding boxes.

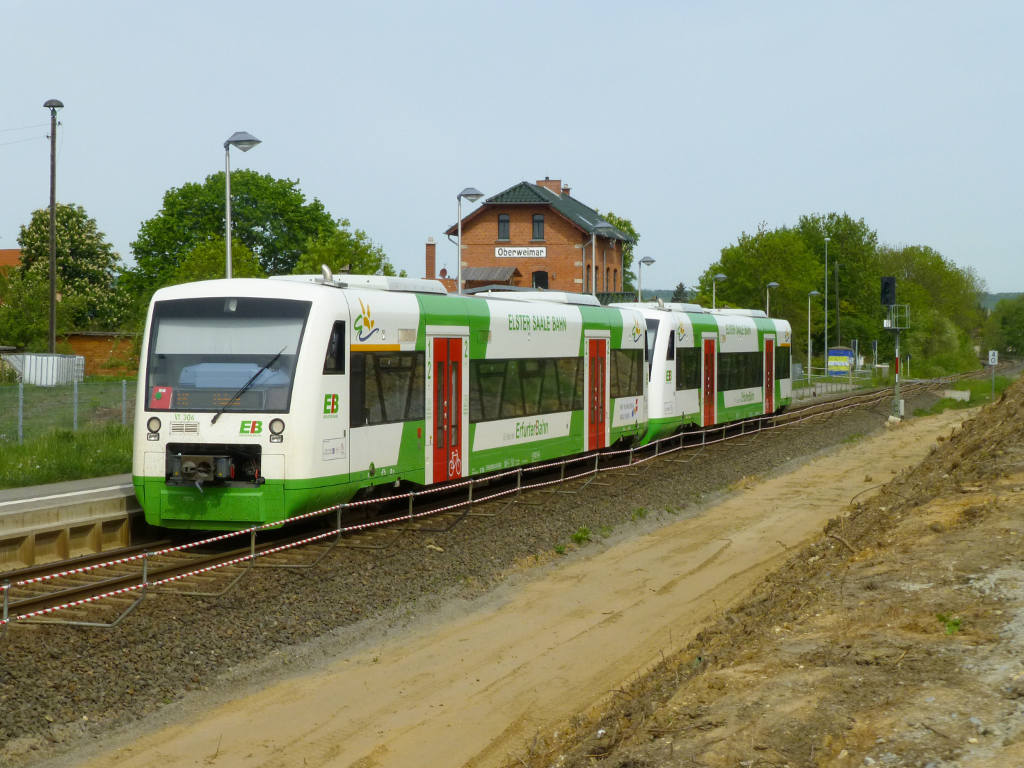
[827,347,855,376]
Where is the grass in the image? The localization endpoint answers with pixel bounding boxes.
[936,612,962,635]
[0,424,132,489]
[913,375,1012,417]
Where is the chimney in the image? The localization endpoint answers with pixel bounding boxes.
[425,237,436,279]
[560,184,571,197]
[536,176,562,194]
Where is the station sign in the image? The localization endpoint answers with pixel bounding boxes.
[496,246,546,259]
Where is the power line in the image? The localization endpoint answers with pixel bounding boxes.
[0,135,45,148]
[0,121,47,134]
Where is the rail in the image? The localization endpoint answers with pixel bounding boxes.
[0,368,1005,631]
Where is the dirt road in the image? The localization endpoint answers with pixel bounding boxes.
[64,410,974,768]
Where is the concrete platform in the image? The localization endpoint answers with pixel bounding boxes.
[0,474,138,572]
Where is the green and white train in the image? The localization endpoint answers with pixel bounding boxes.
[133,274,792,531]
[612,302,793,444]
[133,273,648,530]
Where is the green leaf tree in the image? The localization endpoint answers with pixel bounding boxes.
[595,211,639,291]
[169,237,265,284]
[983,295,1024,355]
[128,170,337,291]
[14,203,129,331]
[293,220,403,277]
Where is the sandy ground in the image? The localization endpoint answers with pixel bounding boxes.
[60,409,975,768]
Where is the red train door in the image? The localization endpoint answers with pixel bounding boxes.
[432,337,462,483]
[764,338,775,414]
[587,338,607,451]
[702,337,716,426]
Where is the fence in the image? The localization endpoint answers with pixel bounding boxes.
[792,366,877,400]
[0,380,135,444]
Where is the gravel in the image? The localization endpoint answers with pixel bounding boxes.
[0,393,937,766]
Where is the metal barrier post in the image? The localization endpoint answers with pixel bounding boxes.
[122,379,127,425]
[73,379,79,431]
[3,582,8,623]
[18,381,24,444]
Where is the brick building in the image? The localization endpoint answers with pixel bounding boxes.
[430,178,631,294]
[0,248,21,275]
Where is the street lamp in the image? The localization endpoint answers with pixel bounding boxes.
[44,98,63,354]
[765,281,779,316]
[712,273,726,309]
[456,187,484,295]
[823,236,830,356]
[637,255,655,301]
[224,131,261,279]
[807,290,821,385]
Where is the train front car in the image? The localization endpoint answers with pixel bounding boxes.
[133,279,321,530]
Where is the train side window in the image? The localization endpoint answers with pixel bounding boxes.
[775,345,791,379]
[323,321,346,374]
[676,347,701,390]
[666,331,675,361]
[611,348,643,398]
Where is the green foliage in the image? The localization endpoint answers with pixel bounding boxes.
[0,424,131,489]
[913,376,1012,416]
[696,223,818,316]
[671,282,692,303]
[128,170,337,291]
[982,294,1024,355]
[12,203,130,332]
[571,526,592,545]
[694,212,984,377]
[171,237,265,284]
[936,612,962,635]
[293,220,403,277]
[596,211,639,291]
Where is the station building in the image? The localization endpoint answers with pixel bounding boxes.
[427,178,632,294]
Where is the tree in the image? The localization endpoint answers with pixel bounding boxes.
[983,295,1024,355]
[169,237,265,284]
[596,211,639,291]
[15,203,129,330]
[128,170,337,291]
[695,223,818,321]
[671,282,691,303]
[293,220,403,277]
[0,270,86,350]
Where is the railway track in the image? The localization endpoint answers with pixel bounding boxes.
[0,371,1001,632]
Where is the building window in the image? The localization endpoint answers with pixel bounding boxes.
[497,214,510,241]
[532,214,544,240]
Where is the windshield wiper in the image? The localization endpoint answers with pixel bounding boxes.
[211,346,286,425]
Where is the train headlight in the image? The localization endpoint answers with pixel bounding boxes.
[147,417,161,433]
[269,418,285,442]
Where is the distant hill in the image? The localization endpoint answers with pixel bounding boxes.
[982,292,1021,311]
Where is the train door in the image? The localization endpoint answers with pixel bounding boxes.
[702,335,717,427]
[586,337,608,451]
[764,336,775,414]
[431,337,464,483]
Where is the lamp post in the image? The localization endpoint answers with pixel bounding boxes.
[807,290,820,385]
[637,255,655,301]
[823,236,830,357]
[835,260,841,346]
[712,273,726,309]
[224,131,261,279]
[456,187,483,295]
[765,281,779,315]
[44,99,63,354]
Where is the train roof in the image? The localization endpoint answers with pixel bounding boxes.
[471,289,602,306]
[271,271,448,295]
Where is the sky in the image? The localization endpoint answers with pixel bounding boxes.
[2,0,1022,294]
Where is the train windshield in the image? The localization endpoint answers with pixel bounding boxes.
[145,297,311,413]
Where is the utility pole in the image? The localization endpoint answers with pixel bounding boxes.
[44,99,63,354]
